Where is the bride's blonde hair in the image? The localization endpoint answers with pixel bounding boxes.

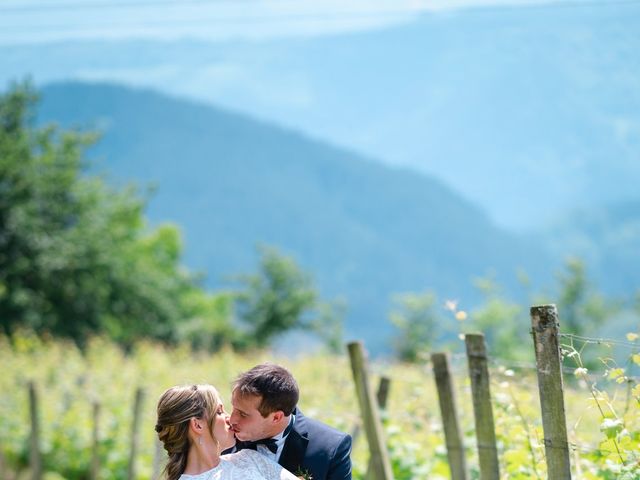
[155,384,221,480]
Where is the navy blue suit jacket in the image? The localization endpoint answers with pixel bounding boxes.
[278,408,352,480]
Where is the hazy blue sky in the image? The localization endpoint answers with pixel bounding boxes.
[0,0,581,45]
[2,0,638,230]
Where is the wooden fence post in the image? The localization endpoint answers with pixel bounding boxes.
[530,305,572,479]
[376,376,391,409]
[431,353,469,480]
[351,376,391,446]
[465,334,500,480]
[347,342,394,480]
[0,449,6,480]
[366,376,392,477]
[90,401,100,480]
[28,381,42,480]
[127,387,145,480]
[152,437,165,480]
[0,449,9,480]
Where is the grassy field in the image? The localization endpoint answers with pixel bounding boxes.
[1,331,638,479]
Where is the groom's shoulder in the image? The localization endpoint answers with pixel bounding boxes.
[295,409,351,443]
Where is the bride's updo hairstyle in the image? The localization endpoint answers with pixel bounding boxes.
[155,385,221,480]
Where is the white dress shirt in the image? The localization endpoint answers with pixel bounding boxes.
[256,414,295,463]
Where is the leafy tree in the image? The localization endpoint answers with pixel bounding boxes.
[555,257,611,336]
[0,81,229,348]
[233,246,342,350]
[467,298,525,360]
[389,291,441,362]
[465,260,616,361]
[463,276,528,360]
[176,291,237,351]
[309,299,346,354]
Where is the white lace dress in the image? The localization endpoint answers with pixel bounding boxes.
[179,449,299,480]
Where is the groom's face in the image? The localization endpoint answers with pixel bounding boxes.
[229,391,276,441]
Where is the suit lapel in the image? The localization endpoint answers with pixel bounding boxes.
[279,419,308,473]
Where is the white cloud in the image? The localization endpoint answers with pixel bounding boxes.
[0,0,564,45]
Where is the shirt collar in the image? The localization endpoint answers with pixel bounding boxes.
[272,414,295,441]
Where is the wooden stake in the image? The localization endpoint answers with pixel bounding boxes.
[530,305,572,479]
[127,387,145,480]
[28,381,42,480]
[347,342,394,480]
[465,334,500,480]
[432,352,469,480]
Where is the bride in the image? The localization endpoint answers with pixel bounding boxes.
[155,384,299,480]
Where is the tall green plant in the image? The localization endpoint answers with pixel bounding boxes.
[389,291,441,362]
[556,257,611,336]
[233,246,343,350]
[0,81,228,348]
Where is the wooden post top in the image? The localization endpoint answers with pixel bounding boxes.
[530,304,559,330]
[464,333,487,357]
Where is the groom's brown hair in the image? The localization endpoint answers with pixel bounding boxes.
[233,363,299,417]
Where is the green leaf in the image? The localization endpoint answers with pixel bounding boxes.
[600,418,623,440]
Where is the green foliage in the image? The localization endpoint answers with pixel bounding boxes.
[561,336,640,479]
[175,291,236,351]
[233,246,343,351]
[468,297,524,358]
[37,82,567,356]
[308,298,346,354]
[2,332,639,479]
[464,278,528,361]
[555,257,611,336]
[0,81,229,348]
[389,291,441,362]
[0,332,358,480]
[388,259,629,364]
[234,246,316,348]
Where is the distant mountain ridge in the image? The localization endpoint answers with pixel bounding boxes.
[543,200,640,296]
[36,82,560,352]
[5,2,639,230]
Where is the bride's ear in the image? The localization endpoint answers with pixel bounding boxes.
[190,417,204,434]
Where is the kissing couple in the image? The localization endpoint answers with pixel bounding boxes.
[155,363,352,480]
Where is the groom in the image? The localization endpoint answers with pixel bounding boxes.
[228,363,352,480]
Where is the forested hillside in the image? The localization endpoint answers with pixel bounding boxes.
[4,2,638,229]
[37,82,555,351]
[543,200,640,295]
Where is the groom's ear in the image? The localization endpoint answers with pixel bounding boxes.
[271,410,285,423]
